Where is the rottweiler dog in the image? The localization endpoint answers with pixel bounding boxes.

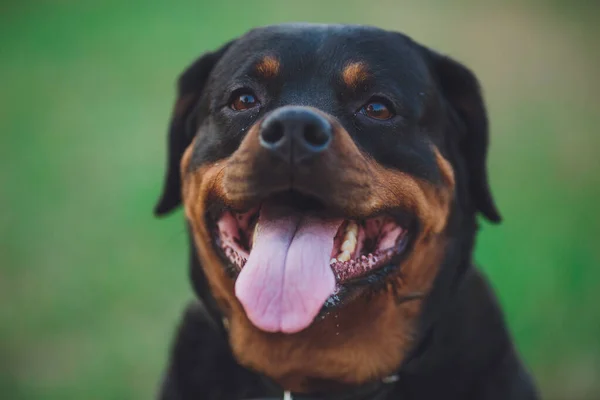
[154,23,538,399]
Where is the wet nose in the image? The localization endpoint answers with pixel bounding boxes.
[259,106,332,163]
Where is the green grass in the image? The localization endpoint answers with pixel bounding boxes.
[1,1,599,399]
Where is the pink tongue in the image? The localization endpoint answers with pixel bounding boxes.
[235,203,341,334]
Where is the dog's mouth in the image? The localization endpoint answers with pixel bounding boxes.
[214,208,409,283]
[207,192,414,333]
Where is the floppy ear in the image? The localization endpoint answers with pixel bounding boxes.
[425,50,502,223]
[154,41,235,216]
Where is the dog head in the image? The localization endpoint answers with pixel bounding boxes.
[155,23,500,392]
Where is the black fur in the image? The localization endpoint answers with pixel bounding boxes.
[154,24,538,399]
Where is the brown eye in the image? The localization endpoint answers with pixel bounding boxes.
[230,92,259,111]
[361,101,393,120]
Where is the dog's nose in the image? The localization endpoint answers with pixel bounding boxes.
[259,106,332,163]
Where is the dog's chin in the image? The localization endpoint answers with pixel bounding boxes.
[205,190,418,334]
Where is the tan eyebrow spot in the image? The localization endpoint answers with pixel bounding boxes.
[255,55,280,78]
[342,62,369,88]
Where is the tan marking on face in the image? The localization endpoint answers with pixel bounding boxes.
[342,62,369,88]
[433,147,456,190]
[256,55,280,78]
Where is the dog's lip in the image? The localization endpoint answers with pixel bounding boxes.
[318,233,417,318]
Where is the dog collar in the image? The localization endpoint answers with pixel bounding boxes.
[246,374,399,400]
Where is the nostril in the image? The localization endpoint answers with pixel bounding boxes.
[261,121,285,146]
[259,107,332,161]
[303,124,331,148]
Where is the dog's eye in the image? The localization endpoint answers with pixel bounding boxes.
[360,101,393,120]
[230,91,259,111]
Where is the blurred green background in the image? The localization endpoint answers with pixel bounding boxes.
[1,0,599,399]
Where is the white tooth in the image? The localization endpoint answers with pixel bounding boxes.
[337,251,351,262]
[346,221,358,237]
[341,239,356,253]
[330,258,337,265]
[252,223,259,244]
